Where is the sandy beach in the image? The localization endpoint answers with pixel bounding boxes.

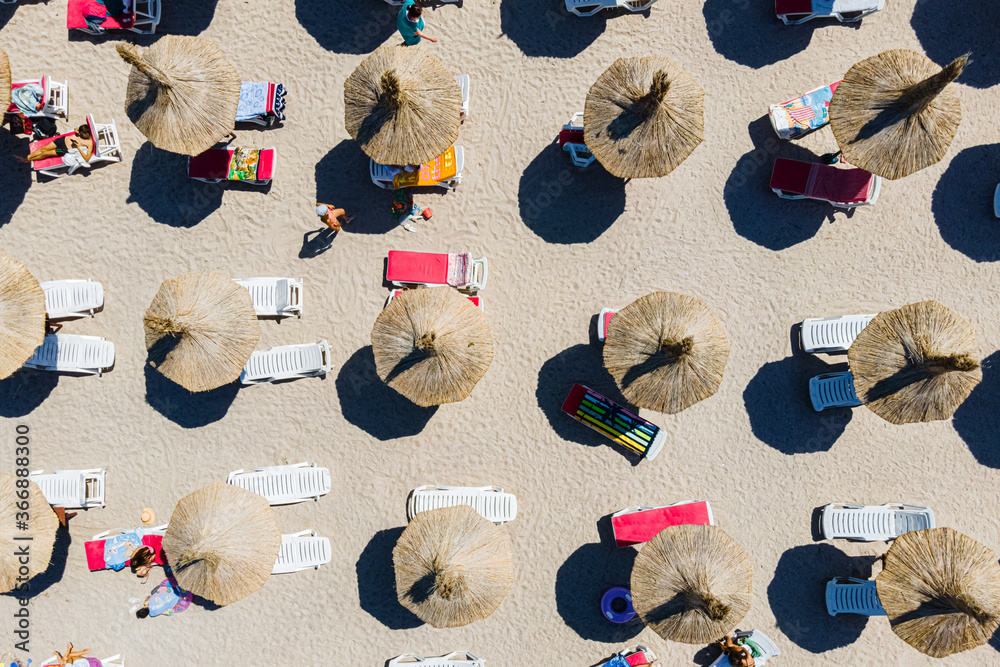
[2,0,1000,665]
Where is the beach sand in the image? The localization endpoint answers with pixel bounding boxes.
[1,0,1000,665]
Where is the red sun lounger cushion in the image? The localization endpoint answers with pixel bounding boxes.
[188,148,233,180]
[769,157,812,195]
[255,148,275,180]
[808,163,874,204]
[626,652,652,667]
[775,0,813,15]
[29,132,74,172]
[559,128,585,147]
[612,502,714,548]
[386,251,450,285]
[85,534,166,571]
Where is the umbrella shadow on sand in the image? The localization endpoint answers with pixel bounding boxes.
[127,142,223,227]
[726,117,836,251]
[931,144,1000,262]
[152,0,219,35]
[1,525,70,599]
[768,544,876,653]
[0,135,31,226]
[357,527,423,630]
[316,140,397,235]
[0,369,59,418]
[518,144,626,244]
[743,328,853,454]
[144,364,239,428]
[294,0,397,55]
[335,347,438,441]
[953,351,1000,468]
[702,0,820,69]
[911,0,1000,89]
[536,341,643,465]
[500,0,612,58]
[555,539,642,642]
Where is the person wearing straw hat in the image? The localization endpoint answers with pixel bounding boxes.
[397,1,437,46]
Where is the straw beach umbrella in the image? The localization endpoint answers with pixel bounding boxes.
[371,286,493,407]
[829,50,967,180]
[144,271,260,392]
[877,528,1000,658]
[394,505,514,628]
[0,474,59,593]
[0,255,46,380]
[604,292,729,414]
[116,38,241,155]
[631,525,752,644]
[584,56,704,179]
[162,483,280,606]
[848,301,980,424]
[344,44,462,165]
[0,48,11,113]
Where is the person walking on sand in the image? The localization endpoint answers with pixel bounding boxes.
[397,1,437,45]
[316,203,354,232]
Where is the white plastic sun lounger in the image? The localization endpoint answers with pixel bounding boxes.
[41,279,104,320]
[809,371,862,411]
[708,631,780,666]
[455,74,470,121]
[23,334,115,376]
[233,277,302,318]
[821,503,935,541]
[239,340,332,385]
[42,655,123,667]
[407,485,518,524]
[800,313,877,353]
[28,468,106,508]
[227,462,331,506]
[271,529,332,574]
[388,653,484,667]
[826,577,886,616]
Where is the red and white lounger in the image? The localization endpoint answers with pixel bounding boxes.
[188,147,276,185]
[776,0,884,24]
[67,0,161,34]
[386,251,488,292]
[611,501,715,548]
[386,289,483,311]
[85,526,167,571]
[559,112,595,168]
[30,114,123,179]
[596,308,617,342]
[370,146,464,192]
[770,157,881,208]
[7,76,69,120]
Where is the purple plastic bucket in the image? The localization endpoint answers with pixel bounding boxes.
[601,586,636,623]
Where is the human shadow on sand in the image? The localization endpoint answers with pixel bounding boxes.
[336,347,438,441]
[703,0,818,69]
[768,544,876,653]
[727,117,836,251]
[127,142,223,227]
[518,144,626,244]
[744,350,853,455]
[556,541,642,642]
[912,0,1000,89]
[0,369,59,418]
[0,135,31,225]
[357,527,423,630]
[932,144,1000,262]
[295,0,397,54]
[500,0,609,58]
[316,140,397,235]
[953,351,1000,468]
[144,365,239,428]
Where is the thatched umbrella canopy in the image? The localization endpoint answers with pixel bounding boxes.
[394,505,514,628]
[144,271,260,392]
[344,44,462,165]
[116,38,241,156]
[829,50,967,180]
[0,48,11,114]
[584,56,704,179]
[877,528,1000,658]
[604,292,729,414]
[848,300,980,424]
[631,525,752,644]
[0,474,59,593]
[0,255,46,380]
[162,483,280,606]
[371,286,493,407]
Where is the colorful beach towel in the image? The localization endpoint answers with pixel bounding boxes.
[446,253,472,287]
[103,528,144,571]
[147,575,193,617]
[391,147,457,188]
[776,81,840,137]
[561,384,661,458]
[228,148,260,181]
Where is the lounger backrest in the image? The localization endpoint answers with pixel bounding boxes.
[812,373,859,409]
[893,510,932,535]
[559,128,585,147]
[775,0,813,14]
[801,314,876,353]
[769,157,811,195]
[612,502,713,547]
[386,251,450,285]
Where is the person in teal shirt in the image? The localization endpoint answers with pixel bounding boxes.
[397,1,437,46]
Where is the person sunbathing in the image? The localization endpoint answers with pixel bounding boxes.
[19,123,94,164]
[719,636,754,667]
